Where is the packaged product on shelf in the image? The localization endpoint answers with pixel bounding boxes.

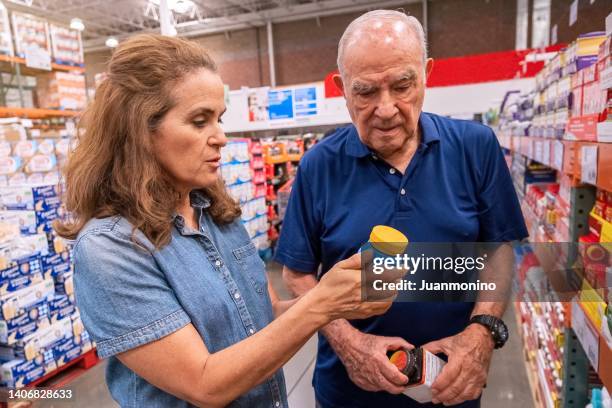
[4,88,34,109]
[0,123,27,142]
[0,2,13,56]
[53,270,73,296]
[10,12,51,58]
[52,329,91,368]
[0,300,49,345]
[0,353,57,387]
[41,251,71,280]
[24,154,57,174]
[0,185,60,211]
[36,72,86,111]
[0,210,56,235]
[49,24,83,66]
[0,272,46,297]
[0,254,40,281]
[12,140,37,159]
[48,294,75,323]
[5,316,72,361]
[0,156,22,175]
[0,278,54,321]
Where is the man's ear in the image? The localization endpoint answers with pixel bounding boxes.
[332,74,346,97]
[425,58,434,82]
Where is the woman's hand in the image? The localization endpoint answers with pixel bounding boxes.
[311,253,397,322]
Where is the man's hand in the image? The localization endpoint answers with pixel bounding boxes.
[422,324,494,406]
[334,330,412,394]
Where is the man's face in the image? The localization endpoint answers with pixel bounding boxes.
[336,29,433,159]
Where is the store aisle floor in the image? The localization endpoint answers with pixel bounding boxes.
[33,261,534,408]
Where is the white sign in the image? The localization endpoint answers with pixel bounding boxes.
[581,145,598,185]
[551,24,558,44]
[569,0,578,27]
[571,300,599,371]
[553,140,564,171]
[24,45,51,71]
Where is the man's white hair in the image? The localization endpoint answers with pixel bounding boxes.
[337,10,428,78]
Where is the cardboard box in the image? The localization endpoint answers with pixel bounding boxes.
[53,270,73,296]
[0,301,49,345]
[48,294,75,323]
[0,255,41,282]
[52,331,91,368]
[0,185,61,211]
[0,355,56,387]
[8,317,73,361]
[0,273,45,297]
[0,278,54,320]
[41,251,70,279]
[0,209,59,235]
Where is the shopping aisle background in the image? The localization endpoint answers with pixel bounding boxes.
[32,261,534,408]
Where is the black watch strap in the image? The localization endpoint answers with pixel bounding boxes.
[469,314,508,349]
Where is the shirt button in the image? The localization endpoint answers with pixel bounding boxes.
[249,328,255,334]
[234,292,241,299]
[215,260,222,267]
[400,188,406,196]
[372,154,378,160]
[275,402,280,407]
[389,168,396,174]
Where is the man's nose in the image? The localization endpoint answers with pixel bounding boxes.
[374,91,399,120]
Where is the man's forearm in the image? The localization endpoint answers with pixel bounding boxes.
[472,243,515,319]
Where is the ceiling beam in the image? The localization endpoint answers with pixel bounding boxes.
[84,0,421,52]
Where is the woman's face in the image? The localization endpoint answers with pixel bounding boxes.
[152,68,227,193]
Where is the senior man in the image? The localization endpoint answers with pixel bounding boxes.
[275,10,527,408]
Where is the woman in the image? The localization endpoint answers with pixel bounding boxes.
[56,34,397,407]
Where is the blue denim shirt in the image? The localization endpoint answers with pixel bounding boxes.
[72,191,287,408]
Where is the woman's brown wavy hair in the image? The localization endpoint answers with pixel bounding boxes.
[55,34,241,248]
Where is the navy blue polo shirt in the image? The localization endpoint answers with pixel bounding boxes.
[275,112,527,408]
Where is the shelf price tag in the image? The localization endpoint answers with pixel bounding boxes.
[553,140,564,171]
[581,145,598,185]
[25,45,51,71]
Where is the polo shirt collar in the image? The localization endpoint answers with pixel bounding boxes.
[344,112,440,158]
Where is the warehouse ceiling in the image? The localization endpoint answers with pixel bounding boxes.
[2,0,422,52]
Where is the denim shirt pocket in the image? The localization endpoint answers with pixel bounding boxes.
[232,242,267,295]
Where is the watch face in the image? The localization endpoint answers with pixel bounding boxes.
[494,321,509,346]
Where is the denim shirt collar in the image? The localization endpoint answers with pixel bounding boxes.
[172,190,211,235]
[344,112,441,158]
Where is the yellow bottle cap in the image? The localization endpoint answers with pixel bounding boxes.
[369,225,409,256]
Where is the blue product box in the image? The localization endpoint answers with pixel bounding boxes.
[0,211,54,235]
[54,271,73,296]
[8,317,73,361]
[0,301,49,345]
[0,273,45,297]
[48,295,75,323]
[0,278,55,320]
[41,252,71,279]
[52,331,92,368]
[36,207,62,224]
[0,255,41,282]
[0,353,57,387]
[0,186,60,211]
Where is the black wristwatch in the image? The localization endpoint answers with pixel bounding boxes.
[469,315,509,349]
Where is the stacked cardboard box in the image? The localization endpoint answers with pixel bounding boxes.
[0,185,91,387]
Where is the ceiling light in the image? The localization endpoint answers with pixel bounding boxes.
[172,0,193,14]
[70,18,85,31]
[105,37,118,48]
[148,0,195,14]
